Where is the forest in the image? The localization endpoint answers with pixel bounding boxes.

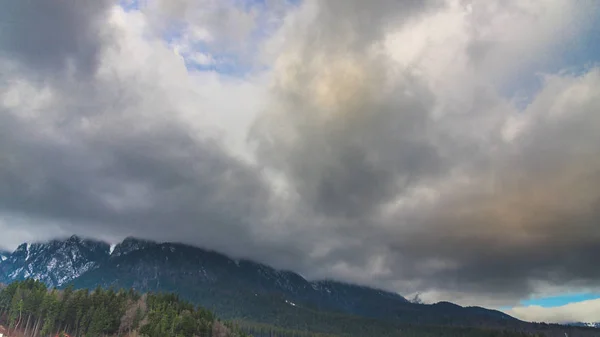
[0,279,247,337]
[0,279,559,337]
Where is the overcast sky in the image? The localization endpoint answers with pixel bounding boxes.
[1,0,600,324]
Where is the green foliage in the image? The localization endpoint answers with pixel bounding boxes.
[0,280,132,337]
[139,293,216,337]
[0,279,253,337]
[1,279,596,337]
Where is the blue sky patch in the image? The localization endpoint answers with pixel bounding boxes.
[520,293,600,308]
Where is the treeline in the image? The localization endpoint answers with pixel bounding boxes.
[0,279,249,337]
[0,279,589,337]
[233,320,340,337]
[234,320,547,337]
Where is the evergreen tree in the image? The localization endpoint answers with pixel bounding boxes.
[3,278,596,337]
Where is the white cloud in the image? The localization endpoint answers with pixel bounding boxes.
[188,52,216,66]
[104,6,268,159]
[507,299,600,324]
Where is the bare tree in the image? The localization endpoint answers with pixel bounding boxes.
[212,321,230,337]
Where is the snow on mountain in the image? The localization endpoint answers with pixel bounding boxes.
[0,235,110,287]
[0,250,8,262]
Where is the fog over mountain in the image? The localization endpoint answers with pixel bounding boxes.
[1,0,600,320]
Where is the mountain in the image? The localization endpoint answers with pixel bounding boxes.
[67,237,427,325]
[4,236,595,337]
[566,323,600,328]
[0,235,110,287]
[0,237,415,319]
[0,250,9,262]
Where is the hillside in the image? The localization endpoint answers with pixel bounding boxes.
[0,279,568,337]
[0,279,247,337]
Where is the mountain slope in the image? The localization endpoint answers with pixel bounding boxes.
[0,236,524,331]
[70,238,423,324]
[0,250,8,262]
[0,235,109,287]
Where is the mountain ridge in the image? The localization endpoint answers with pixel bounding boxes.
[1,235,562,335]
[566,322,600,329]
[0,234,408,301]
[0,235,109,287]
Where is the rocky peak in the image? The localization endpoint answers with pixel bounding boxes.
[67,234,82,243]
[0,236,110,287]
[12,243,29,258]
[111,236,156,257]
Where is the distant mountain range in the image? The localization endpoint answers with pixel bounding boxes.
[0,235,597,337]
[566,322,600,328]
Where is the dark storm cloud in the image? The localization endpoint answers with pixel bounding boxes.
[0,72,291,262]
[310,71,600,304]
[252,81,444,219]
[0,0,116,77]
[0,0,307,267]
[1,0,600,308]
[249,1,600,305]
[251,2,446,219]
[0,0,279,259]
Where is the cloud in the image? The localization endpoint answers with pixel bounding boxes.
[1,0,600,309]
[0,0,116,77]
[140,0,297,70]
[507,299,600,324]
[250,0,600,305]
[0,6,284,262]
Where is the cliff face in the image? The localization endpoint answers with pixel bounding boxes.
[0,235,109,288]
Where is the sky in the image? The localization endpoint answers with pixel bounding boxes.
[1,0,600,324]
